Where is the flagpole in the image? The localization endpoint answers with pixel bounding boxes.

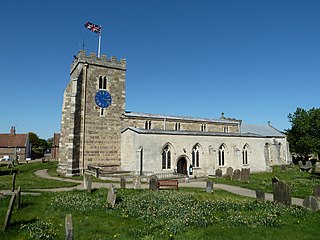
[98,29,101,58]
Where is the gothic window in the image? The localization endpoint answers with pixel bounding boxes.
[223,126,229,133]
[175,123,181,131]
[145,121,152,130]
[218,144,225,166]
[100,108,104,116]
[99,76,107,90]
[192,144,200,167]
[242,144,249,165]
[200,124,207,132]
[162,145,171,169]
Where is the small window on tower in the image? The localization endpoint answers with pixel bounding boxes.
[100,108,104,116]
[98,76,107,90]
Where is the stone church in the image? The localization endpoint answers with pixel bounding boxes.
[58,50,291,177]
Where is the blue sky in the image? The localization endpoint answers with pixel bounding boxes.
[1,0,320,140]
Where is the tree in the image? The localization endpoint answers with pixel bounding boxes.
[286,107,320,159]
[28,132,48,154]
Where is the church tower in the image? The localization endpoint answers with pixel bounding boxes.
[58,50,126,176]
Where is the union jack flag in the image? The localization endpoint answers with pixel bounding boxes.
[84,22,101,34]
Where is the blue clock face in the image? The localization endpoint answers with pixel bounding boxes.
[95,90,112,108]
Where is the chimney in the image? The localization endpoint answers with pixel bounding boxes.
[10,126,16,135]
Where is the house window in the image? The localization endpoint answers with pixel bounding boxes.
[218,144,225,166]
[175,123,181,131]
[99,76,107,90]
[162,145,171,169]
[145,121,152,130]
[242,144,249,165]
[192,144,200,167]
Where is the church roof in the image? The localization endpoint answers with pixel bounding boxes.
[124,111,240,124]
[240,124,285,137]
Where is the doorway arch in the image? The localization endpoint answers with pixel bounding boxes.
[177,157,188,175]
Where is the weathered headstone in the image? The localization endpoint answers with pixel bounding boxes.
[255,190,265,201]
[149,175,159,190]
[298,161,303,167]
[206,181,213,193]
[215,169,222,178]
[241,168,250,182]
[11,173,16,192]
[107,184,116,207]
[303,196,319,212]
[281,165,286,171]
[133,176,141,189]
[120,177,126,189]
[84,174,92,193]
[65,214,74,240]
[313,185,320,200]
[16,186,21,209]
[226,167,233,179]
[273,180,292,206]
[233,169,241,181]
[3,194,16,231]
[271,176,279,185]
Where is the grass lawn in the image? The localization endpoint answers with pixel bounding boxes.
[1,162,320,239]
[211,165,320,199]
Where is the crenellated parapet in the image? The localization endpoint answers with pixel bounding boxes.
[70,50,126,74]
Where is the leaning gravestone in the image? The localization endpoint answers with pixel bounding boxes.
[149,175,159,190]
[11,173,16,192]
[233,169,241,181]
[313,185,320,200]
[303,196,319,212]
[3,194,16,231]
[226,167,233,179]
[65,214,74,240]
[120,177,126,189]
[241,168,250,182]
[273,180,292,206]
[215,169,222,178]
[16,186,21,209]
[133,176,141,189]
[107,184,117,207]
[255,190,265,201]
[206,181,213,193]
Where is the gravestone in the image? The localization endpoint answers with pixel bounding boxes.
[11,173,16,192]
[226,167,233,179]
[84,174,92,193]
[206,181,213,193]
[271,176,279,185]
[281,165,286,171]
[3,194,16,231]
[241,168,250,182]
[303,196,319,212]
[16,186,21,209]
[215,169,222,178]
[149,175,159,190]
[65,214,74,240]
[107,184,116,207]
[313,185,320,200]
[298,161,303,167]
[133,176,141,189]
[255,190,265,201]
[273,180,292,206]
[120,177,126,189]
[233,169,241,181]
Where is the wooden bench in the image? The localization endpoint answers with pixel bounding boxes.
[158,179,179,190]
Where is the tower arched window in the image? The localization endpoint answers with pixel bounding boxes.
[192,144,200,167]
[242,144,249,165]
[99,76,107,90]
[218,144,225,166]
[162,145,171,169]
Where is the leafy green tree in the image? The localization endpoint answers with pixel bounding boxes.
[286,107,320,159]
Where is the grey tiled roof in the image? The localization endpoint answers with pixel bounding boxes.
[240,124,285,137]
[124,111,240,124]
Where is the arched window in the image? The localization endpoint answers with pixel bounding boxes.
[218,144,225,166]
[264,143,271,164]
[175,123,181,131]
[162,145,171,169]
[192,144,200,167]
[200,124,207,132]
[99,76,107,90]
[145,121,152,130]
[242,144,249,165]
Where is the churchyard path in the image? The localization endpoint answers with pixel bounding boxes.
[1,169,303,207]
